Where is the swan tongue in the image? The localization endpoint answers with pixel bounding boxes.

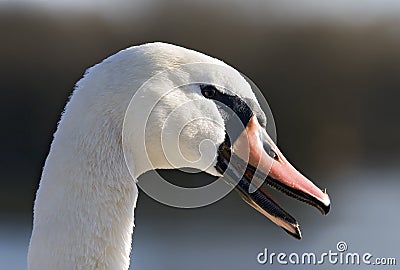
[215,116,330,239]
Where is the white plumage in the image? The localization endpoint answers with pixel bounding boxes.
[27,42,261,270]
[28,42,331,270]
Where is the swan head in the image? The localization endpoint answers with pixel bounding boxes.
[96,43,330,239]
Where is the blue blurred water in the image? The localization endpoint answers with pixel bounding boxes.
[1,167,399,270]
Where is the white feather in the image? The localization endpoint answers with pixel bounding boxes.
[27,42,262,270]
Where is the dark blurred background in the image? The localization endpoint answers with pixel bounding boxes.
[1,1,399,269]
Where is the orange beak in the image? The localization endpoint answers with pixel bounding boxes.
[216,116,330,239]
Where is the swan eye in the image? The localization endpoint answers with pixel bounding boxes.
[200,85,217,98]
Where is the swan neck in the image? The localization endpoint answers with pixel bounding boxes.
[28,98,138,270]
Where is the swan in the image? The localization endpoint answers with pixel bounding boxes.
[27,42,330,270]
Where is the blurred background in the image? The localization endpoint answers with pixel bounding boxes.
[1,0,399,269]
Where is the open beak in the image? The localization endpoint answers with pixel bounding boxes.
[216,116,330,239]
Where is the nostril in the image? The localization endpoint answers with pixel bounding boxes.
[262,139,279,160]
[268,149,279,160]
